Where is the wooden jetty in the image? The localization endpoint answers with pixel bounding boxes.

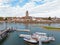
[0,28,30,41]
[15,29,30,32]
[39,38,42,45]
[0,28,11,40]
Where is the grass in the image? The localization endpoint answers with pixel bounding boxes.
[41,26,60,30]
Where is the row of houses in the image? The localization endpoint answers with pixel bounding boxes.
[4,17,60,23]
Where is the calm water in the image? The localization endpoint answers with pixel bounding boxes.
[0,23,60,45]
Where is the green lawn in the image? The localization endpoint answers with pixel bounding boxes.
[41,26,60,30]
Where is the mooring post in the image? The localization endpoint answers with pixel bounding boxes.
[39,38,42,45]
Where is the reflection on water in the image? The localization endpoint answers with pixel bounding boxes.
[0,35,8,45]
[47,23,51,26]
[24,41,37,45]
[24,23,29,29]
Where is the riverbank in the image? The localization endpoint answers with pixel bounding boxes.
[0,17,60,23]
[41,26,60,30]
[1,20,60,24]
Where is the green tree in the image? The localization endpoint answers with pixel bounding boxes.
[0,17,4,21]
[48,17,51,20]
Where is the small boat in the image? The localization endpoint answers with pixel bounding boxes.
[32,32,55,42]
[19,34,38,43]
[40,37,55,43]
[33,32,47,36]
[19,32,55,43]
[48,37,55,41]
[24,37,38,43]
[39,37,50,43]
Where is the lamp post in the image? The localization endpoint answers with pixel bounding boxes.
[4,18,7,30]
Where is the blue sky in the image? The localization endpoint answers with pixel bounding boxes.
[6,0,29,7]
[0,0,60,17]
[3,0,45,7]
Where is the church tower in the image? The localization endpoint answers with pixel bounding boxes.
[26,11,29,17]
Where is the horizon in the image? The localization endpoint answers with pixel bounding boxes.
[0,0,60,17]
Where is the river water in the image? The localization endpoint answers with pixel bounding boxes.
[0,23,60,45]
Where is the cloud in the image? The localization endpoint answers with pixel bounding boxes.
[0,0,60,17]
[29,0,60,17]
[0,0,2,2]
[0,6,26,17]
[23,2,35,10]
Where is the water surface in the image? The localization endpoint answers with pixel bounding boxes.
[0,23,60,45]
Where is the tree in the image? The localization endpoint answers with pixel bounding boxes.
[48,17,51,20]
[4,17,8,21]
[0,17,4,21]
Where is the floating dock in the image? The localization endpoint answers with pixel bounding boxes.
[15,29,30,32]
[19,34,31,37]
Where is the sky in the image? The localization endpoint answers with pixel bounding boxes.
[0,0,60,17]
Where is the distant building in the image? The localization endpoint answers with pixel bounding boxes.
[21,11,32,22]
[26,11,29,18]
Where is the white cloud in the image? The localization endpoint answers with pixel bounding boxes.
[29,0,60,17]
[0,0,60,17]
[31,0,42,2]
[19,0,24,3]
[0,6,26,17]
[30,9,60,17]
[0,0,2,2]
[23,2,35,11]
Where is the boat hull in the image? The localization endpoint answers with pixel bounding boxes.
[24,38,38,44]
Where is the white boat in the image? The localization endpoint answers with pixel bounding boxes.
[48,37,55,41]
[39,37,50,42]
[19,32,55,43]
[24,37,38,43]
[32,32,55,42]
[40,37,55,42]
[34,32,47,36]
[19,34,38,43]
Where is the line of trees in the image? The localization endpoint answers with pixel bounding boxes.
[0,17,4,21]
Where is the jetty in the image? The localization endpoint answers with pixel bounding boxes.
[15,29,30,32]
[39,38,42,45]
[0,28,30,41]
[0,28,13,40]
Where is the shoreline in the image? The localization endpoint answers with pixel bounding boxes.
[0,21,60,24]
[41,26,60,31]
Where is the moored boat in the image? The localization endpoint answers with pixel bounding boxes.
[24,37,38,43]
[32,32,55,42]
[19,32,55,43]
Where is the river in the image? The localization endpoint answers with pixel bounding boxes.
[0,22,60,45]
